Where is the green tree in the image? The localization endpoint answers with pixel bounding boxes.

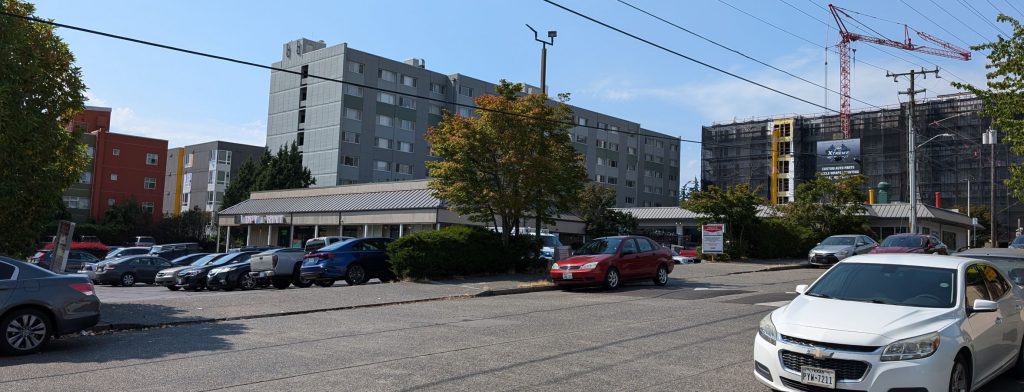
[574,184,637,239]
[221,153,263,210]
[255,142,314,191]
[681,184,764,257]
[952,15,1024,202]
[155,207,212,243]
[780,174,869,239]
[0,0,91,257]
[426,80,587,245]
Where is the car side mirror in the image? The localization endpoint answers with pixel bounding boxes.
[969,299,999,314]
[795,284,808,294]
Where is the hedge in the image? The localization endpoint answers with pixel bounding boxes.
[388,226,534,279]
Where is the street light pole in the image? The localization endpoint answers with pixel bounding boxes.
[526,24,556,95]
[984,129,998,247]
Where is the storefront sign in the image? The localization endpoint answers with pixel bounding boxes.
[239,215,286,224]
[702,224,725,254]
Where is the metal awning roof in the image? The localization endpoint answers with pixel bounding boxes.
[219,188,442,215]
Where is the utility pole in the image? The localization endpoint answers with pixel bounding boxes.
[888,67,939,234]
[983,128,998,247]
[526,24,556,95]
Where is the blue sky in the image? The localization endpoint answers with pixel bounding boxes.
[32,0,1009,183]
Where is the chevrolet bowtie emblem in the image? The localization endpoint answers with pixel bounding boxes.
[809,348,834,360]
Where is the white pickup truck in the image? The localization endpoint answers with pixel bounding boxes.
[249,248,311,289]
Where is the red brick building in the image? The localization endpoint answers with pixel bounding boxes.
[65,107,168,222]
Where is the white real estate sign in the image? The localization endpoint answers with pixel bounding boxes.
[702,224,726,254]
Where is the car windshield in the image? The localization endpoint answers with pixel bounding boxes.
[540,236,561,247]
[575,238,624,255]
[807,263,956,308]
[881,236,924,248]
[211,254,240,266]
[192,254,224,266]
[820,237,855,246]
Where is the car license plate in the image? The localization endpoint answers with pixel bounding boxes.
[562,271,573,280]
[800,366,835,389]
[176,278,184,285]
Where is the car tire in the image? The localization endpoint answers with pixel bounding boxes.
[292,265,313,288]
[239,274,257,291]
[653,265,669,286]
[314,280,335,288]
[1014,338,1024,378]
[166,286,180,291]
[1,308,52,355]
[345,263,368,286]
[272,278,291,290]
[120,273,136,287]
[950,355,970,392]
[603,268,620,290]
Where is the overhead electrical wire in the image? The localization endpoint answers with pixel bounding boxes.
[956,0,1009,36]
[1003,0,1024,20]
[614,0,884,110]
[900,0,973,48]
[927,0,995,41]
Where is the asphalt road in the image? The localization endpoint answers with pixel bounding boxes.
[2,264,1022,391]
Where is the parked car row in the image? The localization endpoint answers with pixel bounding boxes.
[550,236,674,290]
[808,233,950,267]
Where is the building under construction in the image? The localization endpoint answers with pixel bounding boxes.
[701,93,1022,245]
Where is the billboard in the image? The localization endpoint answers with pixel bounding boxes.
[816,138,861,179]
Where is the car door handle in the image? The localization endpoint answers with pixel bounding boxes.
[996,316,1004,324]
[1017,304,1023,311]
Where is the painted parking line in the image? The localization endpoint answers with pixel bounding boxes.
[754,301,791,308]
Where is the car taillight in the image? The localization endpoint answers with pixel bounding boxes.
[69,282,94,296]
[316,253,333,260]
[272,255,278,268]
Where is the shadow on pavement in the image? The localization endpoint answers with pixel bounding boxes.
[0,303,247,367]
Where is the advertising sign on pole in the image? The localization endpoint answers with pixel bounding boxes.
[701,224,726,254]
[51,220,76,273]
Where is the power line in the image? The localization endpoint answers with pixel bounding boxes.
[928,0,994,41]
[539,0,837,113]
[986,0,1007,16]
[956,0,1008,36]
[900,0,973,47]
[1004,0,1024,20]
[614,0,883,110]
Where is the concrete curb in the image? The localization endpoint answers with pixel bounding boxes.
[725,264,810,275]
[475,284,557,297]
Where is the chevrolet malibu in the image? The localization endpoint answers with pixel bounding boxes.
[550,236,673,290]
[754,254,1024,391]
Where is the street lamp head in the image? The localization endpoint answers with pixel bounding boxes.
[938,133,954,138]
[548,30,557,38]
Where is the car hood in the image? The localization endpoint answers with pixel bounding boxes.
[558,254,613,265]
[810,245,854,254]
[159,266,192,275]
[870,247,924,254]
[774,295,958,345]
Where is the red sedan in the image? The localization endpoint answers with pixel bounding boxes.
[550,236,674,290]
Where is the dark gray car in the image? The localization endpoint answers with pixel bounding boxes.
[0,256,101,355]
[94,255,172,286]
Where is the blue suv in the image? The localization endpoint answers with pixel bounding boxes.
[300,238,396,287]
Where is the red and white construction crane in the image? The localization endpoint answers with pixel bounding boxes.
[829,4,971,138]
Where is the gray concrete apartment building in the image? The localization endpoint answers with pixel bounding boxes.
[266,38,680,208]
[163,141,265,215]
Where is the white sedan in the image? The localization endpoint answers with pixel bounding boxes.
[754,254,1024,391]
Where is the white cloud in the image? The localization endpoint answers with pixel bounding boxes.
[84,91,108,107]
[109,106,265,148]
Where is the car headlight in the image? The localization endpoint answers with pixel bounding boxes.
[837,250,849,257]
[551,262,560,270]
[758,313,777,345]
[581,261,599,270]
[881,332,940,361]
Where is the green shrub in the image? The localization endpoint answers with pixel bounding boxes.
[388,226,531,279]
[748,218,816,259]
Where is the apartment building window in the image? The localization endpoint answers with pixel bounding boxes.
[216,170,230,185]
[379,69,396,82]
[184,152,193,168]
[644,154,654,162]
[777,160,790,174]
[609,125,619,132]
[347,61,364,74]
[345,108,361,121]
[63,196,89,210]
[625,196,635,204]
[429,105,442,115]
[457,107,472,117]
[141,202,154,214]
[458,85,473,97]
[401,75,417,87]
[778,178,790,192]
[670,173,678,181]
[297,131,305,146]
[112,148,120,156]
[395,163,412,174]
[299,86,307,101]
[144,177,157,190]
[377,115,393,127]
[430,83,445,94]
[87,146,95,157]
[342,131,360,144]
[575,134,587,144]
[374,160,390,172]
[655,156,664,164]
[644,169,663,178]
[181,193,190,206]
[597,122,608,129]
[375,137,393,149]
[644,185,653,193]
[608,159,618,168]
[627,147,636,155]
[217,150,231,164]
[300,65,309,79]
[398,141,413,153]
[399,119,415,130]
[670,144,678,152]
[577,117,588,126]
[669,190,678,197]
[778,142,791,155]
[377,92,396,105]
[110,173,118,181]
[298,109,306,124]
[398,96,417,109]
[607,177,618,185]
[342,156,360,167]
[627,162,637,171]
[80,172,92,184]
[669,159,678,167]
[654,187,663,194]
[626,180,635,188]
[343,85,362,97]
[656,140,664,148]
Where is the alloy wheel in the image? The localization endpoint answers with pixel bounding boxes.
[656,266,668,285]
[950,360,967,392]
[240,274,256,290]
[121,273,135,286]
[606,269,619,289]
[347,265,366,285]
[6,314,46,351]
